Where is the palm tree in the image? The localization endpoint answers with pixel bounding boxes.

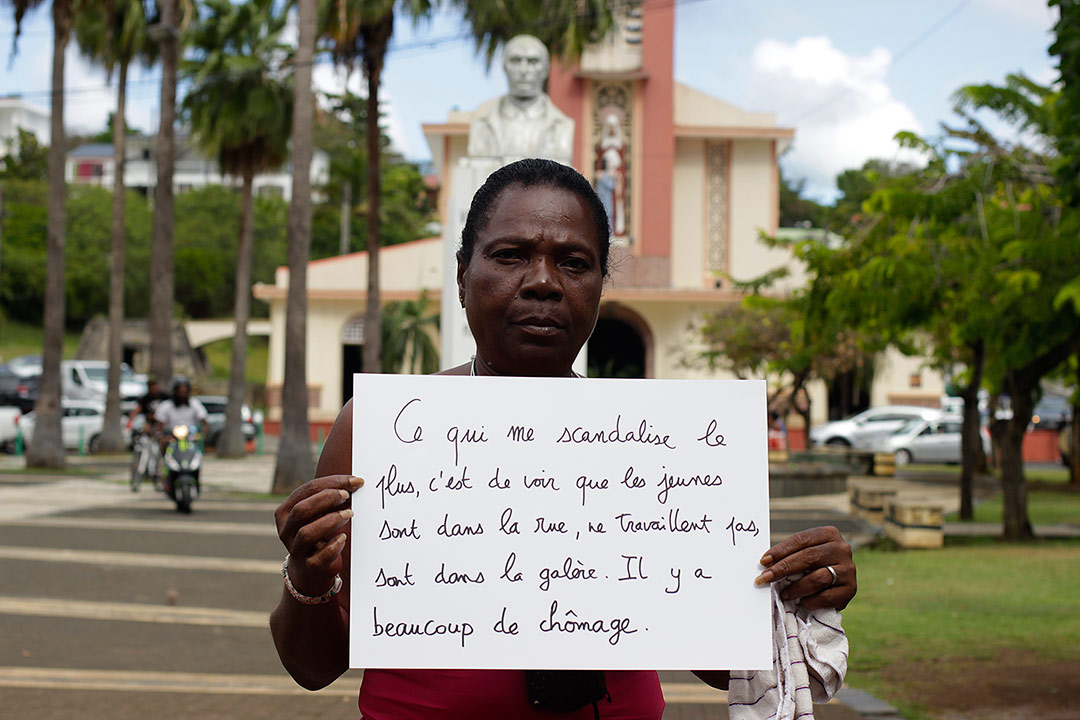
[183,0,293,458]
[455,0,613,66]
[73,0,154,453]
[321,0,434,376]
[380,290,439,374]
[7,0,73,468]
[272,0,317,493]
[149,0,181,385]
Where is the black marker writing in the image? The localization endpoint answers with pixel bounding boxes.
[374,563,415,587]
[446,424,487,465]
[393,398,423,444]
[378,518,420,540]
[655,469,723,505]
[697,419,727,447]
[538,600,638,646]
[373,607,473,648]
[500,552,523,582]
[726,516,760,546]
[556,414,676,450]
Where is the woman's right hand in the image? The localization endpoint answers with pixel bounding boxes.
[274,474,362,597]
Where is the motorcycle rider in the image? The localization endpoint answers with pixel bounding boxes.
[128,378,166,433]
[154,376,209,491]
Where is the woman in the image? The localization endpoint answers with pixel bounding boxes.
[271,159,856,718]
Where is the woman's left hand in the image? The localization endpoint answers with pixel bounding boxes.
[754,525,856,611]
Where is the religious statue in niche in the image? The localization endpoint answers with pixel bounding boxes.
[466,34,574,166]
[593,106,628,238]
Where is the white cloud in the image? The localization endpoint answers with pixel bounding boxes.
[977,0,1057,30]
[747,36,923,201]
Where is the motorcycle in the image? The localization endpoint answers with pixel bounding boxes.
[162,424,203,513]
[128,416,161,492]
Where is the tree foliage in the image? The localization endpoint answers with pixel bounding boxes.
[0,128,48,181]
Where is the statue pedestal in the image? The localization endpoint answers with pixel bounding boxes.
[439,157,588,376]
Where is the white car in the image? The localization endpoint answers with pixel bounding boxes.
[61,361,148,406]
[809,405,944,450]
[873,415,991,466]
[18,399,111,453]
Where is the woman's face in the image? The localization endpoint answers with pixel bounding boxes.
[458,184,604,377]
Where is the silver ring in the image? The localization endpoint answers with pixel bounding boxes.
[825,565,838,587]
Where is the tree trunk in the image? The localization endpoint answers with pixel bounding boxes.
[958,341,985,520]
[995,377,1035,541]
[272,0,316,494]
[150,0,179,384]
[27,3,71,470]
[361,19,391,375]
[217,167,256,458]
[100,60,129,454]
[1071,351,1080,486]
[340,180,351,255]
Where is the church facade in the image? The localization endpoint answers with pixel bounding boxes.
[254,1,943,437]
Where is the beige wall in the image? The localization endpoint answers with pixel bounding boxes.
[728,140,776,285]
[871,347,945,408]
[671,138,706,289]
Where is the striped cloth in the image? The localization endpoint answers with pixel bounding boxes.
[727,580,848,720]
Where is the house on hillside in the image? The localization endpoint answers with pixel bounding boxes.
[0,96,50,154]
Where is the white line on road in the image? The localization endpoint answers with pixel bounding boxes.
[0,667,724,704]
[0,546,280,573]
[7,516,277,536]
[0,596,268,627]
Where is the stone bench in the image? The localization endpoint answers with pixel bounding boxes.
[847,477,903,524]
[884,497,944,549]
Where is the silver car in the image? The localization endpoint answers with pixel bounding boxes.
[809,405,943,449]
[873,415,991,466]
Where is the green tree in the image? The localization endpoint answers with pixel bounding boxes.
[454,0,612,66]
[74,0,154,452]
[321,0,435,377]
[183,0,293,457]
[0,128,48,181]
[778,170,827,229]
[272,0,317,494]
[380,290,439,374]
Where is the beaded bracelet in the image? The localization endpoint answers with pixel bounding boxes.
[282,553,342,605]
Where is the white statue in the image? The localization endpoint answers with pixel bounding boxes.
[467,34,575,166]
[594,108,627,237]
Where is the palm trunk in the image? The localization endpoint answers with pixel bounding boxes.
[958,340,985,520]
[272,0,316,493]
[995,377,1035,541]
[150,0,179,383]
[361,19,391,374]
[100,60,129,453]
[218,167,257,458]
[27,2,71,469]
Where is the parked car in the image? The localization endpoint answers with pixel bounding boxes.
[5,354,42,378]
[18,399,113,453]
[0,366,39,413]
[194,395,258,448]
[61,360,147,406]
[809,405,944,449]
[0,406,21,452]
[873,414,991,466]
[1030,395,1073,431]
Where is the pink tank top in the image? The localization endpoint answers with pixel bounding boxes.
[358,669,665,719]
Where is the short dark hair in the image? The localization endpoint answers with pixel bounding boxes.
[457,158,612,276]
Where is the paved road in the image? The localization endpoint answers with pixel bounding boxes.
[0,452,872,719]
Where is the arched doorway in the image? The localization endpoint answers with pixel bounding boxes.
[587,305,652,378]
[341,315,366,406]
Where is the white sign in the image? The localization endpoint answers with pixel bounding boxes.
[350,375,772,671]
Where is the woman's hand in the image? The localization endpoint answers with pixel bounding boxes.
[754,526,856,611]
[274,474,362,597]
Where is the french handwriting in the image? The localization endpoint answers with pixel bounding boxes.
[575,474,609,507]
[538,556,599,591]
[523,473,559,491]
[498,507,521,535]
[500,552,523,582]
[392,398,424,444]
[488,467,510,490]
[506,425,535,442]
[372,607,474,648]
[618,554,648,581]
[493,607,520,635]
[376,463,418,509]
[556,415,676,450]
[621,466,646,489]
[534,517,568,534]
[697,419,727,447]
[614,509,714,534]
[655,468,723,505]
[538,600,638,646]
[374,563,415,588]
[447,424,488,465]
[434,562,485,585]
[587,521,606,534]
[725,516,760,546]
[437,513,484,538]
[665,567,681,594]
[428,467,473,493]
[378,518,420,541]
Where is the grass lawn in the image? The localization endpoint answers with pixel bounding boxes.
[946,489,1080,525]
[0,318,81,362]
[845,539,1080,719]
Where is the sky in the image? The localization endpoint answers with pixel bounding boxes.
[0,0,1059,201]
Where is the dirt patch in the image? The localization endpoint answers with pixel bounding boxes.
[884,649,1080,720]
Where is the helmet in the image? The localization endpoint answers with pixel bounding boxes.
[170,375,192,397]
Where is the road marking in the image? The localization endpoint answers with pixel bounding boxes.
[8,516,277,536]
[0,667,358,697]
[0,596,268,627]
[0,546,280,573]
[0,668,724,704]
